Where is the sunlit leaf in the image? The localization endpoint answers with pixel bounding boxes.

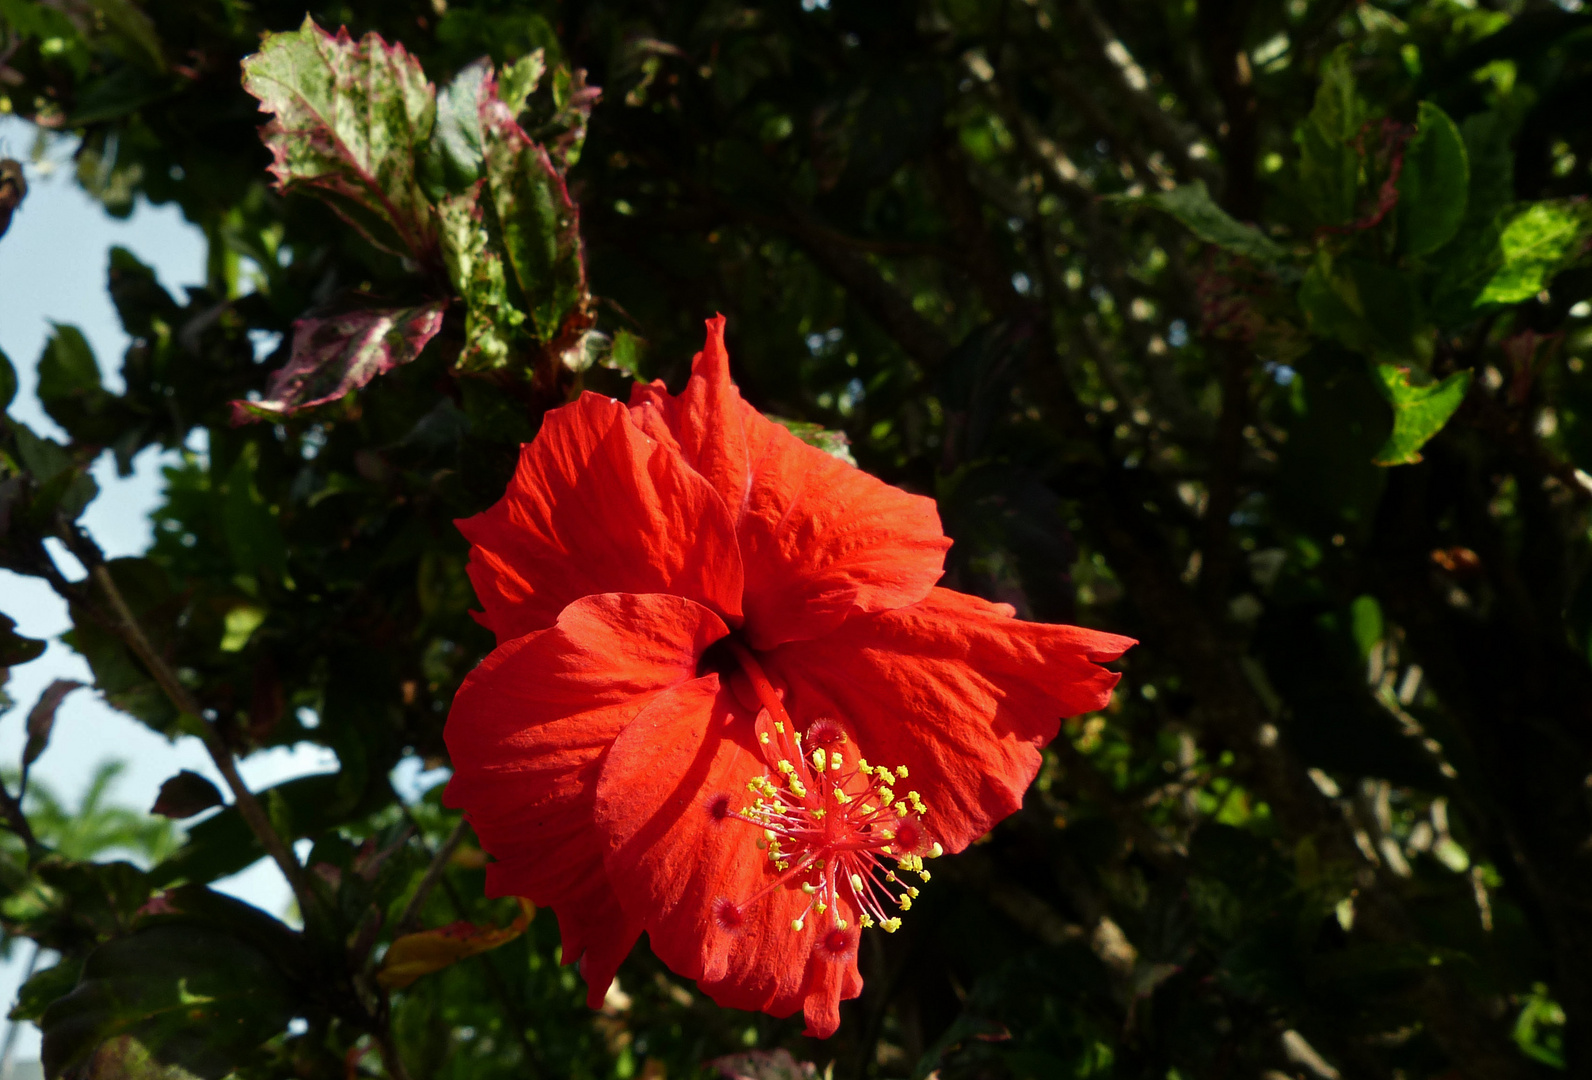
[1477,200,1592,306]
[242,16,438,259]
[769,416,858,465]
[1372,364,1472,466]
[376,898,534,989]
[481,71,588,345]
[438,185,523,371]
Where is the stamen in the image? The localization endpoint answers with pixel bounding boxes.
[721,641,936,941]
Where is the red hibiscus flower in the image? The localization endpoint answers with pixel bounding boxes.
[444,317,1133,1036]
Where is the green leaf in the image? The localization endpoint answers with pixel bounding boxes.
[40,888,305,1080]
[606,329,647,379]
[481,76,588,344]
[769,416,858,465]
[1295,45,1366,228]
[1372,365,1472,466]
[419,59,490,199]
[1117,180,1286,264]
[1476,200,1592,306]
[88,0,167,73]
[242,16,438,260]
[37,323,113,438]
[438,187,524,371]
[64,559,178,733]
[228,302,446,423]
[1397,102,1468,256]
[220,443,286,585]
[500,50,546,115]
[11,958,81,1022]
[0,612,46,668]
[219,604,266,653]
[0,345,16,411]
[150,771,224,820]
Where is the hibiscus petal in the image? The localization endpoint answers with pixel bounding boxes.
[458,392,743,643]
[443,592,729,1006]
[595,681,861,1026]
[759,587,1135,851]
[628,317,950,648]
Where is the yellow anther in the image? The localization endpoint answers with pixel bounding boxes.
[789,779,807,798]
[802,882,817,894]
[778,760,795,775]
[791,917,804,932]
[858,759,872,775]
[830,754,843,771]
[833,789,852,805]
[859,913,875,928]
[899,895,912,911]
[880,788,895,805]
[812,808,826,819]
[880,830,895,841]
[835,918,848,930]
[908,790,923,806]
[919,870,931,882]
[759,731,771,745]
[882,918,902,933]
[929,843,944,859]
[812,748,827,771]
[896,804,909,817]
[908,887,920,898]
[764,829,777,842]
[860,804,877,816]
[850,873,864,892]
[775,721,786,733]
[896,766,909,779]
[776,860,789,870]
[815,902,827,914]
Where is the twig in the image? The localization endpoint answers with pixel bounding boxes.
[56,528,317,920]
[395,817,469,933]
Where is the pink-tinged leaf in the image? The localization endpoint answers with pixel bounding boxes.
[242,16,437,260]
[479,71,590,345]
[230,303,445,423]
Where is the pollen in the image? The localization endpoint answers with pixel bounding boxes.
[732,716,934,939]
[721,641,937,943]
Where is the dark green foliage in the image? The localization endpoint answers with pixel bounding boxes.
[3,1,1592,1078]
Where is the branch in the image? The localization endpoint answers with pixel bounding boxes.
[55,527,318,920]
[395,817,469,934]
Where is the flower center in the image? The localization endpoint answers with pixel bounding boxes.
[722,642,940,936]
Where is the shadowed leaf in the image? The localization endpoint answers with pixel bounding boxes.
[23,678,84,782]
[150,771,224,820]
[1117,180,1286,264]
[1398,102,1468,257]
